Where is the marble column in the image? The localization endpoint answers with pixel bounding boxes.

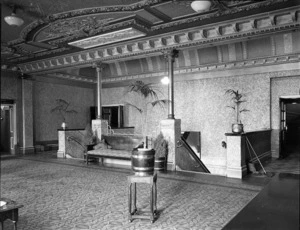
[160,49,180,171]
[92,62,108,142]
[20,77,35,154]
[163,49,179,119]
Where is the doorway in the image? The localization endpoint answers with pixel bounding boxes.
[0,100,16,155]
[279,97,300,158]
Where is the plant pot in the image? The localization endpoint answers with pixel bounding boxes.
[131,148,155,176]
[61,122,68,130]
[154,157,167,172]
[232,123,243,134]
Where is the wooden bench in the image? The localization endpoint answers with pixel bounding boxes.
[85,134,143,165]
[86,149,132,164]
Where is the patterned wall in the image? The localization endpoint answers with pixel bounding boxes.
[0,72,19,100]
[33,81,95,142]
[101,73,271,174]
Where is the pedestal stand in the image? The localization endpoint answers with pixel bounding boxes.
[127,173,157,223]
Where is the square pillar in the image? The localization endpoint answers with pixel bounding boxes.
[160,119,181,171]
[92,119,108,143]
[57,130,66,158]
[226,133,247,179]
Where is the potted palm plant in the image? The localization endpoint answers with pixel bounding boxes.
[153,132,168,172]
[125,80,169,176]
[225,89,249,133]
[50,99,78,129]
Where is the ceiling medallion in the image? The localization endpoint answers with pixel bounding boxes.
[68,27,146,49]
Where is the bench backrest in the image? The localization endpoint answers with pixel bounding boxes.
[103,134,143,151]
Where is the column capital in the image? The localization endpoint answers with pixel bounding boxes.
[162,49,179,61]
[92,62,106,72]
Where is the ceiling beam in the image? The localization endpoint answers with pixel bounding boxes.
[143,6,172,22]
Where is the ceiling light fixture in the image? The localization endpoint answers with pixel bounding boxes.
[4,14,24,26]
[190,0,212,13]
[161,76,169,85]
[4,5,24,27]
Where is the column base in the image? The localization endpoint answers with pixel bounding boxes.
[226,165,248,179]
[92,119,109,142]
[19,146,35,154]
[160,119,181,171]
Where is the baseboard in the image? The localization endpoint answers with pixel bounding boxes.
[20,146,35,154]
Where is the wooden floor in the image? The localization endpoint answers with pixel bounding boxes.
[223,146,300,230]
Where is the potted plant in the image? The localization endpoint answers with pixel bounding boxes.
[125,80,169,176]
[50,99,78,129]
[153,132,168,172]
[225,89,249,133]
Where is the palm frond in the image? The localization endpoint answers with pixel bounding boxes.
[226,106,235,110]
[65,109,78,114]
[125,102,143,114]
[240,109,250,113]
[127,81,159,100]
[150,99,170,109]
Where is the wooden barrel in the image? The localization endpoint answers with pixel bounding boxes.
[131,148,155,176]
[154,157,166,172]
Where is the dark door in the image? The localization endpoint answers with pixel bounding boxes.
[0,106,11,154]
[280,98,300,158]
[279,99,287,158]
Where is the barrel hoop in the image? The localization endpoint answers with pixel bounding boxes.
[132,166,154,171]
[154,159,165,163]
[132,155,154,159]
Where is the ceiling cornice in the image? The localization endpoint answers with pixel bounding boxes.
[17,6,299,74]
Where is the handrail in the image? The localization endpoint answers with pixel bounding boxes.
[176,136,210,173]
[67,136,86,151]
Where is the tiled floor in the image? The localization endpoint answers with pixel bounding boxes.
[0,148,298,230]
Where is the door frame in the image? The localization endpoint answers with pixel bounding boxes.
[279,95,300,158]
[0,100,17,155]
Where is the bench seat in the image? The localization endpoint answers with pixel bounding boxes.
[86,149,132,164]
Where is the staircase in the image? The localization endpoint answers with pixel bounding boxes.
[176,132,210,173]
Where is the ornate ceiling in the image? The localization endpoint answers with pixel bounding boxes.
[1,0,299,76]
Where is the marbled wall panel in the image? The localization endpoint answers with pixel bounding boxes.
[34,81,94,142]
[247,37,272,59]
[0,72,19,100]
[197,47,218,64]
[292,31,300,53]
[274,33,285,56]
[173,74,270,173]
[23,80,34,148]
[221,45,229,63]
[188,49,198,66]
[235,42,244,60]
[101,73,270,175]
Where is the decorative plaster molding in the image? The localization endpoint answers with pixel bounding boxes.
[41,54,300,84]
[18,7,299,74]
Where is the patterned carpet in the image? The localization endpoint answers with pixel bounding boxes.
[0,156,260,230]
